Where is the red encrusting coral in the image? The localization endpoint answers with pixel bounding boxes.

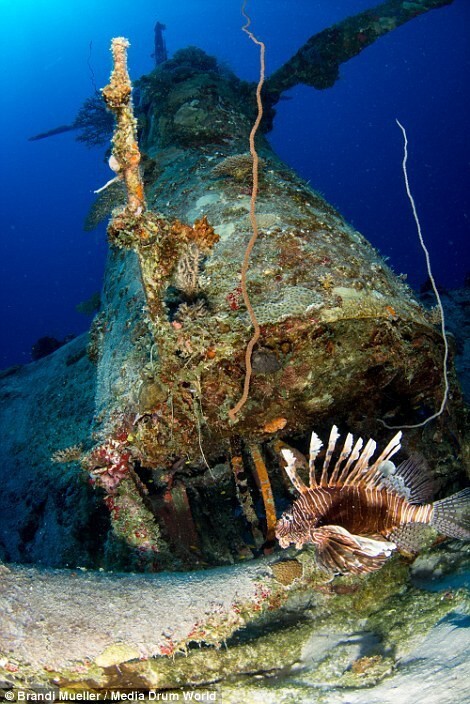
[86,438,132,493]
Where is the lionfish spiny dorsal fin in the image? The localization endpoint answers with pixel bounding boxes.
[343,438,377,486]
[319,425,340,487]
[281,448,308,494]
[336,436,364,484]
[337,431,402,489]
[374,430,402,464]
[371,431,402,470]
[329,432,354,485]
[308,431,323,488]
[382,454,434,502]
[364,431,402,490]
[284,427,405,492]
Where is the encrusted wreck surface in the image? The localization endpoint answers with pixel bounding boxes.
[93,44,461,452]
[79,42,467,571]
[98,45,451,448]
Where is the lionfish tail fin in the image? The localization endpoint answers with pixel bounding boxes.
[312,525,396,574]
[431,488,470,540]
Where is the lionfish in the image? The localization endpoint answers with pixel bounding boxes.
[276,426,470,574]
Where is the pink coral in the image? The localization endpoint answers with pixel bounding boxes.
[86,438,131,492]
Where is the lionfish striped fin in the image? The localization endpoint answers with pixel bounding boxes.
[363,431,402,490]
[343,438,377,486]
[319,425,340,487]
[284,427,405,493]
[329,432,354,485]
[337,431,402,489]
[311,525,396,574]
[388,523,431,554]
[384,454,434,502]
[308,431,323,488]
[280,448,308,494]
[336,436,364,484]
[431,488,470,539]
[373,431,402,464]
[370,431,402,472]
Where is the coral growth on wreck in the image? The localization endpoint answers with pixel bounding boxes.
[76,32,467,573]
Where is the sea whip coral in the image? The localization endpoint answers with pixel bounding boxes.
[228,2,266,421]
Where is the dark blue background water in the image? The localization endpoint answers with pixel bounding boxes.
[1,1,468,369]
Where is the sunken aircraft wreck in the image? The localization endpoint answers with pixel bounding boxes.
[1,0,468,697]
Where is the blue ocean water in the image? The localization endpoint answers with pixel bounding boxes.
[0,0,468,369]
